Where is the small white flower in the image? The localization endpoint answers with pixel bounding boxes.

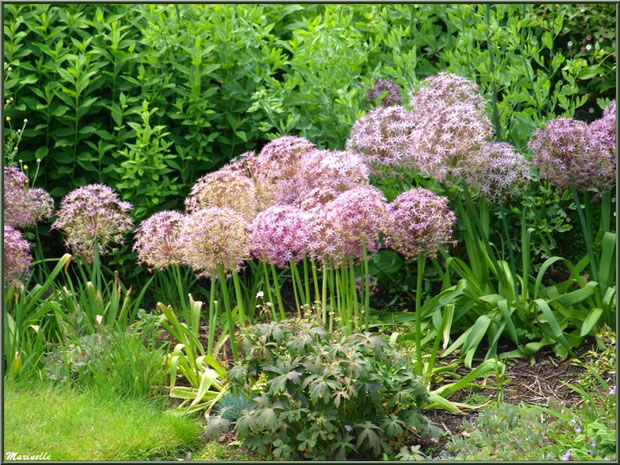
[256,291,264,299]
[96,314,103,325]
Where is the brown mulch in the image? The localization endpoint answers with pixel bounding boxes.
[422,339,598,456]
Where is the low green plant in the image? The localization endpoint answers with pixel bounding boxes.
[440,403,558,461]
[206,319,439,460]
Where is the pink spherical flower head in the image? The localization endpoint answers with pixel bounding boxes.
[346,106,418,171]
[409,72,486,115]
[530,118,615,192]
[292,149,370,209]
[4,168,55,228]
[250,205,313,268]
[587,99,616,171]
[185,168,258,220]
[51,184,133,263]
[179,207,250,279]
[458,141,531,202]
[134,210,185,271]
[311,186,391,266]
[407,102,494,181]
[389,188,457,259]
[4,224,32,287]
[253,136,316,207]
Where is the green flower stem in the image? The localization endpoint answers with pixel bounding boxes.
[311,258,321,305]
[415,256,426,377]
[303,258,311,307]
[261,261,275,319]
[289,259,301,319]
[600,189,611,236]
[321,261,329,326]
[231,270,246,326]
[217,265,238,361]
[270,264,285,320]
[208,279,217,356]
[499,208,517,278]
[172,264,188,316]
[349,261,359,332]
[362,235,370,332]
[570,184,598,283]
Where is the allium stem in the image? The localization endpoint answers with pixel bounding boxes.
[415,256,426,376]
[172,264,189,317]
[321,262,329,326]
[499,208,517,278]
[290,258,301,319]
[232,270,246,326]
[217,266,238,361]
[362,235,370,332]
[349,261,359,333]
[570,185,598,284]
[303,258,311,307]
[208,279,217,356]
[261,261,275,318]
[311,258,320,305]
[270,264,285,320]
[600,189,611,237]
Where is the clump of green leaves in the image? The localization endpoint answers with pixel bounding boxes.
[205,319,439,460]
[441,404,557,461]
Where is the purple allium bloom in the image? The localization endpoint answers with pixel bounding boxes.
[250,205,313,268]
[185,168,258,220]
[51,184,133,263]
[311,186,390,266]
[26,187,54,223]
[3,225,32,287]
[179,207,250,279]
[133,210,185,271]
[346,106,418,170]
[529,118,615,192]
[588,99,616,162]
[458,141,531,201]
[365,78,402,107]
[291,149,370,209]
[561,450,571,461]
[226,150,259,178]
[409,72,487,115]
[407,102,494,181]
[252,136,316,208]
[388,188,457,259]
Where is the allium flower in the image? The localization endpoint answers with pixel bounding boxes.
[458,142,531,201]
[311,186,390,265]
[529,118,615,191]
[133,210,185,271]
[185,168,258,220]
[51,184,133,262]
[345,106,418,169]
[25,187,54,223]
[225,150,259,179]
[388,188,457,259]
[365,78,402,107]
[3,225,32,287]
[4,167,33,227]
[250,205,313,268]
[292,149,369,209]
[179,207,250,279]
[252,136,316,207]
[588,100,616,159]
[407,103,494,181]
[409,72,486,115]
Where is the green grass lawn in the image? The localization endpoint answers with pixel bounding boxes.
[4,380,203,461]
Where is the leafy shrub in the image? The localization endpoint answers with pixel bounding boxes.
[206,319,439,460]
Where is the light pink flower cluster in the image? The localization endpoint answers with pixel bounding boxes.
[529,117,615,192]
[407,103,494,181]
[588,100,616,160]
[345,106,418,169]
[388,188,456,259]
[3,225,32,287]
[250,205,313,268]
[458,142,531,201]
[409,72,486,114]
[311,186,390,265]
[3,167,54,228]
[292,149,370,209]
[225,150,258,179]
[133,210,185,271]
[252,136,316,207]
[179,207,250,279]
[52,184,133,262]
[185,168,258,220]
